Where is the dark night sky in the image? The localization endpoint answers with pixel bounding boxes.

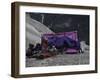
[26,12,90,45]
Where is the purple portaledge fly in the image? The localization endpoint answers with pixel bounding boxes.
[41,31,81,54]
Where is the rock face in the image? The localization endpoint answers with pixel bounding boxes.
[26,14,54,49]
[26,52,89,67]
